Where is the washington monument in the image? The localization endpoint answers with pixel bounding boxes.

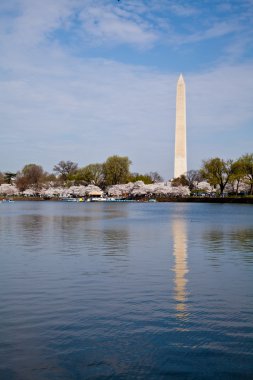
[174,74,187,178]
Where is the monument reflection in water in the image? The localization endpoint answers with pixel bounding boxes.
[172,218,188,317]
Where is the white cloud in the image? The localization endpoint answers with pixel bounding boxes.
[0,51,175,173]
[173,21,239,45]
[79,3,157,47]
[0,0,158,49]
[1,0,248,52]
[169,3,199,17]
[0,0,253,177]
[1,41,253,176]
[0,0,74,48]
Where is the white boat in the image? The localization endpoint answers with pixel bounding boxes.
[60,197,85,202]
[88,197,137,202]
[89,197,116,202]
[60,197,78,202]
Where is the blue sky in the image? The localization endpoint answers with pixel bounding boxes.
[1,0,253,178]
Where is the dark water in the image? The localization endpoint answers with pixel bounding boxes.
[0,202,253,380]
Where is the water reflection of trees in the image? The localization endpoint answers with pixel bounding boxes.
[172,219,188,317]
[5,205,130,257]
[102,228,129,256]
[203,228,253,264]
[52,205,130,257]
[17,215,46,250]
[99,206,129,256]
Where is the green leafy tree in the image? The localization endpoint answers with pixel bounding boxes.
[73,163,104,186]
[103,155,132,186]
[129,173,153,184]
[43,172,57,183]
[230,159,246,195]
[171,174,189,187]
[236,154,253,194]
[53,160,78,181]
[200,158,234,196]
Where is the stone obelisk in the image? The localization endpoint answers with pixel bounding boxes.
[174,74,187,178]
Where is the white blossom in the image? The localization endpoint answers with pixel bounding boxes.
[22,189,36,196]
[196,181,213,193]
[107,181,190,197]
[0,184,19,195]
[107,182,134,197]
[0,181,191,199]
[85,185,103,196]
[40,187,65,197]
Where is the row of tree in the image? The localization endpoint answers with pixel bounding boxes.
[0,155,163,192]
[1,153,252,196]
[172,154,253,195]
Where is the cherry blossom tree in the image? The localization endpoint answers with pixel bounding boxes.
[0,184,19,196]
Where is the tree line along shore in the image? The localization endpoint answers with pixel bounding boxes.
[0,154,253,201]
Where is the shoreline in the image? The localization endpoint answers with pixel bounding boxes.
[1,196,253,204]
[157,197,253,204]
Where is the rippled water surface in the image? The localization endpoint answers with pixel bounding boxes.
[0,202,253,379]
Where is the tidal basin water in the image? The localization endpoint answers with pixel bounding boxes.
[0,202,253,379]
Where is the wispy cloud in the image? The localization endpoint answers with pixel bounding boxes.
[1,43,253,175]
[171,21,239,45]
[1,0,251,51]
[169,3,199,17]
[0,0,253,176]
[79,3,157,47]
[0,0,74,47]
